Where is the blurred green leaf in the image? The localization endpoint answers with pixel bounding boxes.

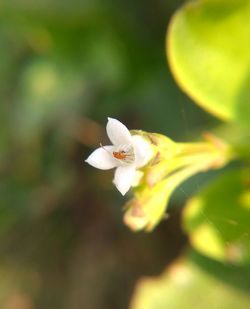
[183,169,250,264]
[167,0,250,128]
[14,57,86,138]
[131,250,250,309]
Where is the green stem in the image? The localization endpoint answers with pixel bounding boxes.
[164,153,219,177]
[161,159,216,196]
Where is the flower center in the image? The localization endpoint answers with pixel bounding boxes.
[113,144,135,164]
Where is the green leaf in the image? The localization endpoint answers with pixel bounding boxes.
[167,0,250,128]
[131,250,250,309]
[13,57,86,138]
[183,169,250,264]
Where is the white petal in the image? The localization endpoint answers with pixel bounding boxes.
[132,135,153,168]
[113,165,136,195]
[85,146,117,170]
[131,170,144,187]
[106,117,132,145]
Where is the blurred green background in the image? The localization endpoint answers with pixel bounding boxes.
[0,1,221,308]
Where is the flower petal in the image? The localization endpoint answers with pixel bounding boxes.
[106,117,132,145]
[85,146,117,170]
[113,165,136,195]
[131,170,144,187]
[132,135,153,168]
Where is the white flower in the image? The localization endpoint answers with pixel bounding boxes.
[85,118,153,195]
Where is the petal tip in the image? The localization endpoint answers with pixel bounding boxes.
[117,186,129,196]
[112,178,129,196]
[106,117,132,145]
[84,147,117,170]
[113,166,136,196]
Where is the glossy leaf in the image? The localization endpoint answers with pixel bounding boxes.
[167,0,250,128]
[131,250,250,309]
[183,169,250,264]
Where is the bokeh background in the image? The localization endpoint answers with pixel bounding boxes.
[0,1,219,308]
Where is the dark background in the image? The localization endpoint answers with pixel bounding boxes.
[0,1,217,308]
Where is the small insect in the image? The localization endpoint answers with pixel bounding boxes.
[113,148,135,164]
[100,143,135,164]
[113,150,127,160]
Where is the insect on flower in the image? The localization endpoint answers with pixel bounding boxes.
[112,145,135,164]
[113,150,127,160]
[85,118,153,195]
[101,143,135,164]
